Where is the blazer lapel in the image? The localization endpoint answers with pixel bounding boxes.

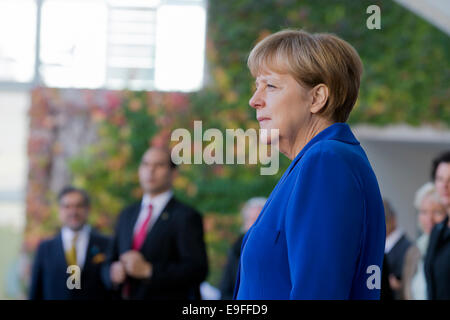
[140,196,176,252]
[56,232,69,268]
[125,203,142,250]
[428,217,447,262]
[83,230,94,272]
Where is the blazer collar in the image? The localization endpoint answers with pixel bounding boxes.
[286,122,359,175]
[125,195,177,251]
[56,232,70,268]
[139,195,176,252]
[57,228,95,271]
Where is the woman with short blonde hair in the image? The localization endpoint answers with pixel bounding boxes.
[233,29,385,300]
[403,183,446,300]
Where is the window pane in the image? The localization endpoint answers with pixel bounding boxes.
[0,0,36,83]
[39,0,107,88]
[38,0,206,91]
[154,4,206,92]
[105,5,157,90]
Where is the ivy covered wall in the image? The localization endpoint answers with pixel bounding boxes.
[206,0,449,127]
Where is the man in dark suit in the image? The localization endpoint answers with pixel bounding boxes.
[29,186,111,300]
[425,151,450,299]
[383,199,412,299]
[102,147,208,300]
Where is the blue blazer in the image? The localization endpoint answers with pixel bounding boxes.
[234,123,386,300]
[29,228,112,300]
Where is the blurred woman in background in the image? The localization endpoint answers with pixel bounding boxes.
[402,182,446,300]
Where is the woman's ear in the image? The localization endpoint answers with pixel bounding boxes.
[309,84,329,114]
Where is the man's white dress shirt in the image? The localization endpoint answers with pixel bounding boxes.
[133,190,173,236]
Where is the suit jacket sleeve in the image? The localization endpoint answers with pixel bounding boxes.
[285,146,365,299]
[29,242,45,300]
[149,208,208,289]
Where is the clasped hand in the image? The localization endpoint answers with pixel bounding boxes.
[110,250,152,285]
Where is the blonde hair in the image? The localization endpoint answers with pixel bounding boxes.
[247,29,363,123]
[414,182,442,210]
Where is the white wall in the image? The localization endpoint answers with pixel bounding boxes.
[358,138,450,240]
[0,90,28,230]
[0,90,29,299]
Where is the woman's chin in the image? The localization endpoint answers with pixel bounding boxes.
[259,127,280,145]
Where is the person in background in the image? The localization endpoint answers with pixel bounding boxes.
[425,151,450,299]
[219,197,266,300]
[383,199,412,299]
[102,147,208,300]
[403,183,446,300]
[29,186,111,300]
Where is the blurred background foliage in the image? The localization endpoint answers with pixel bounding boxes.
[65,0,449,286]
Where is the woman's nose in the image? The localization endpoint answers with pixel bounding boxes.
[249,90,265,109]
